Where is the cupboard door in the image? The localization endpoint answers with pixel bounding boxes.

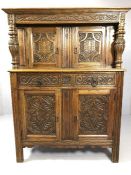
[72,26,105,68]
[25,27,61,68]
[20,90,61,142]
[74,89,115,140]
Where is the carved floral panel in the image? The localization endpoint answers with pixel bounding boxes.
[79,94,109,134]
[78,32,102,62]
[33,31,56,63]
[26,94,56,135]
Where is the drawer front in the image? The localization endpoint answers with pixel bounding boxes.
[18,73,61,87]
[18,72,116,87]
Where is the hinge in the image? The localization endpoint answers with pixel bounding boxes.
[55,48,59,54]
[74,47,78,54]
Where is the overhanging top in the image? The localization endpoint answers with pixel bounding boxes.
[2,8,131,25]
[2,8,131,14]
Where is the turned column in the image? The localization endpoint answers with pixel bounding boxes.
[114,13,125,68]
[8,14,19,68]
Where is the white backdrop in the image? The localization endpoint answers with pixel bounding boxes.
[0,0,131,116]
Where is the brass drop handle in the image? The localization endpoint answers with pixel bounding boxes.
[37,80,42,86]
[74,47,78,54]
[91,77,98,87]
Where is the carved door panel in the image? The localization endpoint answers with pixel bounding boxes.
[74,89,116,140]
[25,27,61,68]
[72,26,105,68]
[20,90,61,142]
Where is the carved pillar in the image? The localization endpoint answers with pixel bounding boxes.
[8,14,19,68]
[114,13,125,68]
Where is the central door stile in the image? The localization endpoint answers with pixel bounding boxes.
[61,89,78,141]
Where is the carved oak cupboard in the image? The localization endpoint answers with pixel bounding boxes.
[3,8,130,162]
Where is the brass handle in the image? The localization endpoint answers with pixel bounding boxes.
[74,47,78,54]
[37,80,42,86]
[91,77,98,87]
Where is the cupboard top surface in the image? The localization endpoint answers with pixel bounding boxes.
[2,8,131,14]
[8,68,125,72]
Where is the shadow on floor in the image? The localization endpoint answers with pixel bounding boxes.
[25,146,112,162]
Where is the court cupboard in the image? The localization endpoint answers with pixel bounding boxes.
[2,8,130,162]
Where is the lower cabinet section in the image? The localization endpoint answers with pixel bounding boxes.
[19,88,116,143]
[10,71,123,162]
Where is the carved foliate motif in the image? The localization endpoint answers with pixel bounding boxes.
[19,73,60,86]
[15,13,119,23]
[75,73,115,86]
[33,32,56,63]
[79,32,102,62]
[79,95,109,134]
[26,94,56,135]
[19,73,115,87]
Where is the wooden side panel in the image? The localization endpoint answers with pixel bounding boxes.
[105,26,115,67]
[10,73,23,162]
[18,29,26,67]
[112,72,124,162]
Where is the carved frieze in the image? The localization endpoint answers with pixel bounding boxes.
[15,13,119,24]
[79,94,109,134]
[18,72,115,87]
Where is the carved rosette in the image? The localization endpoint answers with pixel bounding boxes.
[8,14,19,68]
[114,13,125,68]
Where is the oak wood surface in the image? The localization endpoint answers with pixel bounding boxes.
[3,8,129,162]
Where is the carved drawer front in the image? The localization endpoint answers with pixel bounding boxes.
[20,90,60,141]
[61,72,116,87]
[18,72,116,87]
[74,89,116,140]
[18,73,61,87]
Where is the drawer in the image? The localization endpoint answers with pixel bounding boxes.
[18,73,61,87]
[18,72,116,87]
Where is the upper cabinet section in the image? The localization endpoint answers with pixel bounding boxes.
[3,8,130,69]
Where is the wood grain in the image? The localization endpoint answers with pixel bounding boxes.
[3,8,130,162]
